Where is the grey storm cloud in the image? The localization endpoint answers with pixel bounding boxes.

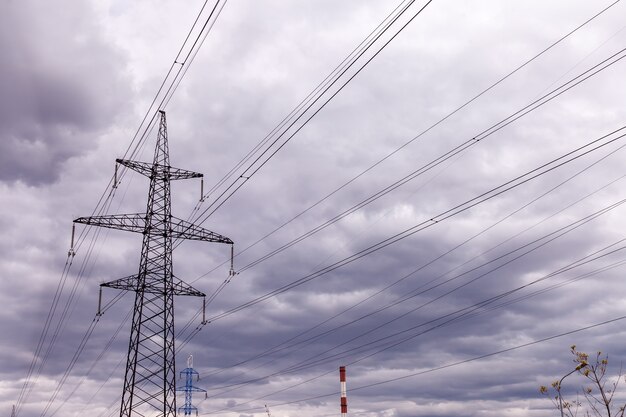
[3,1,626,417]
[0,1,129,185]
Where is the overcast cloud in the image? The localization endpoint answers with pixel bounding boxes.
[2,1,626,417]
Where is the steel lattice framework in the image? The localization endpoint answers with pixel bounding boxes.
[75,111,232,417]
[176,355,206,416]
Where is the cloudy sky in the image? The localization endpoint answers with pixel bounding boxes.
[3,1,626,417]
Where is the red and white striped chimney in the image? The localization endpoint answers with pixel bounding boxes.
[340,366,347,417]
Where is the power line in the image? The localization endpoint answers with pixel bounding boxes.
[195,0,417,205]
[172,35,621,400]
[173,3,625,365]
[14,255,73,415]
[188,0,435,225]
[191,0,622,281]
[174,0,433,329]
[182,153,626,399]
[171,0,437,335]
[234,45,626,274]
[188,156,624,390]
[203,267,626,415]
[204,126,626,323]
[284,242,626,374]
[197,166,626,383]
[200,202,626,394]
[75,0,227,251]
[179,46,626,347]
[49,296,131,417]
[174,1,626,372]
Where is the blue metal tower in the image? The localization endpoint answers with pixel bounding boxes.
[177,355,206,416]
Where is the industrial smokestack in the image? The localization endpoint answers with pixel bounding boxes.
[340,366,347,417]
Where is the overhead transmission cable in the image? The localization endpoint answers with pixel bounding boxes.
[179,127,624,360]
[17,218,111,416]
[38,223,132,417]
[187,107,626,386]
[75,0,225,251]
[191,140,626,380]
[193,0,419,205]
[202,254,626,415]
[175,1,625,353]
[176,47,626,368]
[138,0,624,410]
[203,125,626,323]
[173,0,436,333]
[226,306,626,415]
[69,0,227,263]
[200,171,626,384]
[204,248,626,401]
[200,202,626,394]
[216,311,626,415]
[48,296,131,417]
[174,0,421,303]
[180,130,624,394]
[26,206,123,417]
[38,315,101,417]
[222,252,626,405]
[190,0,622,280]
[13,256,74,415]
[187,0,435,226]
[234,44,626,274]
[249,143,626,371]
[279,238,626,375]
[206,239,626,399]
[160,0,228,111]
[183,24,626,329]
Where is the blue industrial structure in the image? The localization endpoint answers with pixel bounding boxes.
[177,355,206,416]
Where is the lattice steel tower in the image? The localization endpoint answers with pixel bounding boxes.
[74,110,233,417]
[176,355,206,416]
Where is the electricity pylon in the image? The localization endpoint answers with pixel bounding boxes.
[176,355,206,416]
[74,110,232,417]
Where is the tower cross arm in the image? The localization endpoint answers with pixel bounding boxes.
[171,276,205,297]
[181,387,206,393]
[101,274,140,291]
[102,274,205,297]
[117,158,203,180]
[171,217,233,244]
[74,213,146,234]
